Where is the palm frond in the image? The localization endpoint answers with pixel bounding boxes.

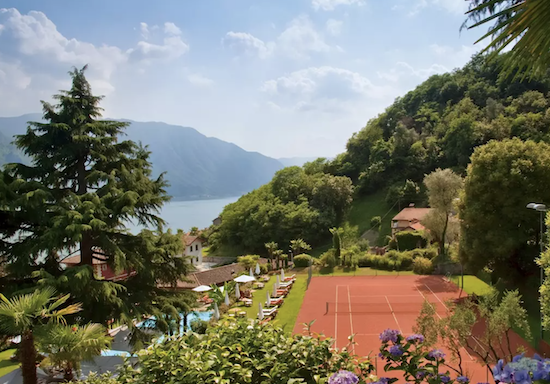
[465,0,550,78]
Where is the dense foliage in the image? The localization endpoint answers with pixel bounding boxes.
[213,166,353,252]
[324,54,550,195]
[81,320,373,384]
[459,139,550,278]
[0,67,192,331]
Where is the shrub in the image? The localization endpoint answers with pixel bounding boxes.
[293,254,313,267]
[413,257,434,274]
[357,250,413,271]
[237,255,260,270]
[356,238,370,252]
[189,319,209,334]
[370,216,382,229]
[394,231,427,251]
[259,263,269,274]
[81,320,374,384]
[320,249,337,269]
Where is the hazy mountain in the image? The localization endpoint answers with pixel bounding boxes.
[0,114,284,200]
[277,157,319,167]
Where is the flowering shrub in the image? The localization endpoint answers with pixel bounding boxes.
[493,354,550,383]
[377,329,469,384]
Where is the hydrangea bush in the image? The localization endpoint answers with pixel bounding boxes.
[329,329,471,384]
[492,354,550,383]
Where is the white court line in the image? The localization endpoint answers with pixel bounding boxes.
[385,295,402,333]
[350,294,423,298]
[424,284,449,311]
[417,286,474,362]
[347,286,354,353]
[335,285,339,349]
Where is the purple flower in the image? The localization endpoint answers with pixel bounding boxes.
[513,354,525,363]
[456,376,469,383]
[406,334,425,343]
[427,349,445,360]
[439,374,451,383]
[416,371,427,379]
[328,370,359,384]
[389,345,403,356]
[512,369,531,384]
[379,329,401,343]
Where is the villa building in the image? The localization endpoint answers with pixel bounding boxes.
[391,204,432,236]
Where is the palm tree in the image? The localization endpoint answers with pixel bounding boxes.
[264,242,278,269]
[290,239,311,256]
[273,249,284,270]
[0,288,82,384]
[464,0,550,77]
[37,323,111,381]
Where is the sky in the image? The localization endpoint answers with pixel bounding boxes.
[0,0,483,159]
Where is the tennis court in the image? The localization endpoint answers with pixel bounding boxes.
[293,275,531,383]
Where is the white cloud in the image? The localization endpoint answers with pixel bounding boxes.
[277,15,330,59]
[326,19,343,36]
[402,0,469,16]
[140,22,150,40]
[130,22,189,62]
[261,66,392,113]
[377,61,449,82]
[187,73,214,87]
[224,16,333,60]
[164,22,182,36]
[222,31,274,59]
[312,0,365,11]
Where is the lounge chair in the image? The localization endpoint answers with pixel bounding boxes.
[278,281,293,289]
[284,274,296,282]
[276,288,289,296]
[240,298,253,307]
[262,306,278,317]
[265,297,284,307]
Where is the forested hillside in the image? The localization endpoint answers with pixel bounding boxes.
[327,54,550,194]
[215,53,550,254]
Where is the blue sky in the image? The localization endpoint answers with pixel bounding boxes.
[0,0,482,158]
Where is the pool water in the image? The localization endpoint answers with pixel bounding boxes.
[137,311,213,334]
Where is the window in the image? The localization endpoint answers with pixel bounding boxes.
[392,221,398,228]
[189,246,193,252]
[195,244,199,251]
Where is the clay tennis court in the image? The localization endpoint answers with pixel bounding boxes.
[293,275,534,383]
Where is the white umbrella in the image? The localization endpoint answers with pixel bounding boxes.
[213,302,220,320]
[235,283,241,299]
[234,275,255,283]
[224,290,230,306]
[258,302,264,321]
[276,275,280,288]
[220,286,225,293]
[249,267,254,277]
[266,290,270,305]
[272,283,278,297]
[192,285,212,293]
[281,268,285,280]
[255,263,261,275]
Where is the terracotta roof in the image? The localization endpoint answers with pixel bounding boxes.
[61,253,106,265]
[183,234,203,246]
[392,208,432,222]
[408,222,425,231]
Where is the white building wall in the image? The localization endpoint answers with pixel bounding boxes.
[184,240,203,266]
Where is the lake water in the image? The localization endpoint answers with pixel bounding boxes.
[127,196,240,233]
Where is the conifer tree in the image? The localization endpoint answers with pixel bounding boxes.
[0,66,192,325]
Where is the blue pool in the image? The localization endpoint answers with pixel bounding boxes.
[137,311,213,334]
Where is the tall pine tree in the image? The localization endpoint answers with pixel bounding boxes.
[0,66,192,326]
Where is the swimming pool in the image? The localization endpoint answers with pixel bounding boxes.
[137,311,213,334]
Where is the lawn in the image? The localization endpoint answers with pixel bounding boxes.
[346,190,399,246]
[316,266,415,277]
[450,275,494,296]
[0,349,17,378]
[242,274,308,333]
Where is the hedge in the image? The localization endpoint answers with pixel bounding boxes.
[293,254,314,267]
[412,257,434,274]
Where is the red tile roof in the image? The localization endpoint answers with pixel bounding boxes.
[392,208,432,222]
[61,253,106,265]
[183,234,203,246]
[408,222,426,231]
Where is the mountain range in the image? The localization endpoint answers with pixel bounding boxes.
[0,114,317,200]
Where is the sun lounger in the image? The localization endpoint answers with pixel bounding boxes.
[284,274,296,282]
[262,306,278,317]
[240,298,253,307]
[265,297,283,307]
[278,281,293,289]
[276,289,289,297]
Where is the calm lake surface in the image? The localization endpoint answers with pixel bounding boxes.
[127,196,240,233]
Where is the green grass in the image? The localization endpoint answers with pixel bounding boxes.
[241,274,308,333]
[315,266,415,277]
[346,190,399,246]
[450,275,494,296]
[0,349,18,378]
[203,243,246,258]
